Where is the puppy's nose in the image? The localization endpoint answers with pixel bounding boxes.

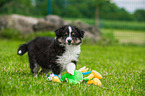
[68,40,72,44]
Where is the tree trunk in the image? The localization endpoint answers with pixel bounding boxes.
[95,7,99,28]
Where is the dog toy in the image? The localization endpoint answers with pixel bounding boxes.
[47,66,89,84]
[48,70,87,84]
[47,66,103,86]
[61,70,83,84]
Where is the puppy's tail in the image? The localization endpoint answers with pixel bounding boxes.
[17,43,28,56]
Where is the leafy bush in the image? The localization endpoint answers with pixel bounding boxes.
[0,28,20,39]
[134,9,145,21]
[0,28,55,41]
[0,0,142,21]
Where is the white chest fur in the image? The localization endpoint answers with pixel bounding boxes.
[56,45,81,71]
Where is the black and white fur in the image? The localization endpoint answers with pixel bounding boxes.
[17,25,84,77]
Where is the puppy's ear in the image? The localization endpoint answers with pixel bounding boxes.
[75,26,85,38]
[55,25,67,37]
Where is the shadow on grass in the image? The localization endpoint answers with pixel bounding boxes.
[10,71,49,79]
[130,69,145,95]
[10,71,33,77]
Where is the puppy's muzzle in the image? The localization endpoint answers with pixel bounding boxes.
[66,37,72,45]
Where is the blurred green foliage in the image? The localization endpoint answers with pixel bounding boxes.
[0,28,55,41]
[134,9,145,21]
[0,28,118,46]
[65,18,145,31]
[0,0,145,21]
[101,20,145,30]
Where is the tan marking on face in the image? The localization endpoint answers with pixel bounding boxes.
[72,33,75,35]
[72,40,74,43]
[58,38,62,42]
[65,32,68,35]
[75,39,81,44]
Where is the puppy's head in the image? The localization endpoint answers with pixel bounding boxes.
[55,25,84,46]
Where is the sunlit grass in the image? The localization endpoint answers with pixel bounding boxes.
[0,39,144,95]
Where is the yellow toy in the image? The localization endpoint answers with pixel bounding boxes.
[52,76,61,83]
[87,78,102,86]
[83,70,103,86]
[84,70,102,80]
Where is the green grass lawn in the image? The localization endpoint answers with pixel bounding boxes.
[0,39,145,96]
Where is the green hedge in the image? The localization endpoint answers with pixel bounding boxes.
[65,18,145,31]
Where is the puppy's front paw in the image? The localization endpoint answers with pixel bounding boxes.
[66,63,76,75]
[34,73,38,78]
